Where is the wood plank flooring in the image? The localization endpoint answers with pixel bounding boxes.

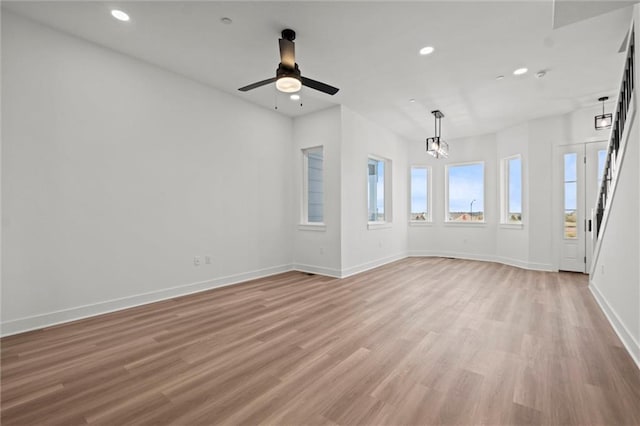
[2,257,640,425]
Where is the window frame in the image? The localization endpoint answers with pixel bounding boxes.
[300,146,325,230]
[367,155,393,229]
[500,155,523,227]
[409,165,432,224]
[445,161,486,224]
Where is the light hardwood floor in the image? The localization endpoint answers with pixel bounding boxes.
[2,257,640,425]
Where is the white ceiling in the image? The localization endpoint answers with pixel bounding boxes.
[2,1,635,141]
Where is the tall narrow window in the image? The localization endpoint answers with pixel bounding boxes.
[501,156,522,224]
[446,162,484,222]
[368,156,391,223]
[410,166,431,221]
[368,158,384,222]
[303,146,323,223]
[564,153,577,239]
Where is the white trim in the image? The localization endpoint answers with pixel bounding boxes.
[291,263,342,278]
[407,251,554,272]
[297,223,326,232]
[589,283,640,370]
[1,264,293,337]
[339,252,407,278]
[2,253,563,337]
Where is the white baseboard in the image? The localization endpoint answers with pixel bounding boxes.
[1,253,555,338]
[589,282,640,370]
[407,250,553,272]
[0,264,293,337]
[339,252,408,278]
[291,263,342,278]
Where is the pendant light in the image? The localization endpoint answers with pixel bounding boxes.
[595,96,612,130]
[426,110,449,158]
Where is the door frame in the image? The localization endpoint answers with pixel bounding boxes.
[553,140,608,273]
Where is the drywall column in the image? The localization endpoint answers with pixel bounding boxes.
[339,107,409,277]
[292,107,343,276]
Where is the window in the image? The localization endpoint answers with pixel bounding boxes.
[598,149,606,186]
[446,162,484,222]
[564,153,577,239]
[410,166,431,221]
[501,156,522,224]
[368,156,391,223]
[302,146,323,223]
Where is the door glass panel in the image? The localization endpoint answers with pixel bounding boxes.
[564,153,577,239]
[598,149,606,186]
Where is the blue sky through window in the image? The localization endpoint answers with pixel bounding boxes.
[508,158,522,214]
[411,167,427,213]
[449,163,484,213]
[564,153,577,211]
[377,161,384,213]
[598,150,606,186]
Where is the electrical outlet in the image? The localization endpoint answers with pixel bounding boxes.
[194,256,201,266]
[205,256,211,264]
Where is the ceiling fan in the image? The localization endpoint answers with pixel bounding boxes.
[238,29,339,96]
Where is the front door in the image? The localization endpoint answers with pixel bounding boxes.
[558,141,607,273]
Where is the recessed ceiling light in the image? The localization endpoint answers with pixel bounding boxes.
[221,17,233,24]
[110,9,130,22]
[496,75,505,80]
[535,70,546,79]
[419,46,435,56]
[409,98,416,103]
[290,94,300,101]
[513,67,528,76]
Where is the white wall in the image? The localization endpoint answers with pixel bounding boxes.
[1,12,294,334]
[292,107,342,276]
[340,107,409,276]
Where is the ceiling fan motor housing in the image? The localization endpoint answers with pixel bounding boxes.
[281,29,296,41]
[277,63,301,79]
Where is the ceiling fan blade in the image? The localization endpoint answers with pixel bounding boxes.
[238,77,277,92]
[301,77,340,95]
[279,38,295,69]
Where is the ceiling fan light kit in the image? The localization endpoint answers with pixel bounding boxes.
[238,29,339,96]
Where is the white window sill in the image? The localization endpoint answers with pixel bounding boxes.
[499,223,523,229]
[367,222,392,230]
[298,223,326,232]
[409,220,433,226]
[444,221,487,227]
